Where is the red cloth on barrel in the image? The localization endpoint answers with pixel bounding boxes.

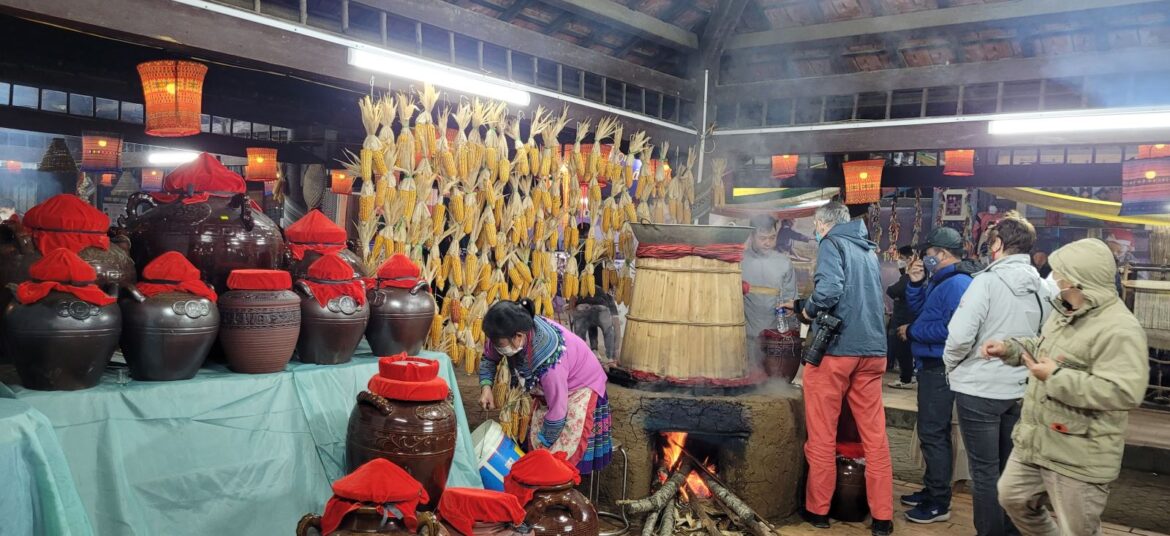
[286,209,347,260]
[368,354,450,402]
[503,450,581,507]
[635,243,744,263]
[376,254,423,289]
[301,254,366,307]
[321,458,429,536]
[836,442,865,459]
[162,153,246,194]
[438,488,526,536]
[22,194,110,254]
[226,269,291,291]
[15,248,115,306]
[136,251,217,302]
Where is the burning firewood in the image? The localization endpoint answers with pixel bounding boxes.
[617,460,693,514]
[696,473,775,536]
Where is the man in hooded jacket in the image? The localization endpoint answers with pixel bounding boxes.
[983,238,1149,536]
[943,215,1052,536]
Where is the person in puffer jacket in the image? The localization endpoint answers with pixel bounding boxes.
[984,238,1148,536]
[943,215,1052,536]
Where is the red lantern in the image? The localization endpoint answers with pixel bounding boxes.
[100,173,116,187]
[843,159,885,205]
[771,154,797,180]
[5,160,20,172]
[137,60,208,137]
[80,132,123,172]
[331,170,354,195]
[141,168,164,191]
[1138,144,1170,159]
[1120,157,1170,216]
[246,148,278,181]
[943,150,975,177]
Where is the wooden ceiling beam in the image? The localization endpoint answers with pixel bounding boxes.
[727,0,1165,50]
[697,0,751,70]
[497,0,527,22]
[535,0,699,50]
[713,46,1170,103]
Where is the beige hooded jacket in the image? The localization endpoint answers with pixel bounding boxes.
[1003,238,1148,484]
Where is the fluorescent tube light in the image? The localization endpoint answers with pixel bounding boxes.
[147,151,199,165]
[348,48,530,106]
[989,111,1170,135]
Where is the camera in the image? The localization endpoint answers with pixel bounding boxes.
[802,312,843,367]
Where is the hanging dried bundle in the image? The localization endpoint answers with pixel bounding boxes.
[711,157,728,207]
[414,84,440,158]
[395,93,418,174]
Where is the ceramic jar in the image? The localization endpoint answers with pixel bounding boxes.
[366,281,436,356]
[829,454,868,523]
[218,287,300,373]
[3,289,121,390]
[119,285,219,381]
[297,508,438,536]
[288,248,365,282]
[295,280,369,365]
[520,483,599,536]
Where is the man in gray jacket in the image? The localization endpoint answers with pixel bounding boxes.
[943,215,1052,536]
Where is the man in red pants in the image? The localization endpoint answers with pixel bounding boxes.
[800,201,894,536]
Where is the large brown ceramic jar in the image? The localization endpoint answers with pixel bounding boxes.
[298,507,435,536]
[120,286,218,381]
[300,457,435,536]
[218,269,299,374]
[289,248,365,281]
[518,484,598,536]
[829,452,868,523]
[347,356,456,510]
[284,208,364,281]
[295,280,369,365]
[437,487,529,536]
[367,281,436,356]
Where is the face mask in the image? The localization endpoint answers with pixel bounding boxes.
[922,255,941,273]
[495,345,522,357]
[814,231,823,243]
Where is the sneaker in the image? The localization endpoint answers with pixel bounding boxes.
[888,379,917,389]
[899,490,927,507]
[905,502,951,524]
[800,509,830,529]
[871,519,894,536]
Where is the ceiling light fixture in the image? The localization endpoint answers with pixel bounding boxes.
[147,151,199,165]
[348,48,530,106]
[989,110,1170,135]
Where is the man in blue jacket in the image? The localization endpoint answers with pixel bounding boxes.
[899,227,976,524]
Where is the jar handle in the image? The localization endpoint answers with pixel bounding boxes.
[123,282,147,303]
[296,514,322,536]
[357,390,395,416]
[370,288,386,307]
[294,280,314,300]
[410,280,430,296]
[125,192,158,222]
[235,194,255,232]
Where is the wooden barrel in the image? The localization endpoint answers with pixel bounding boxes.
[620,223,752,383]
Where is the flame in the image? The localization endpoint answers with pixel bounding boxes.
[660,432,713,500]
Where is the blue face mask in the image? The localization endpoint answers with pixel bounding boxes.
[814,231,823,243]
[922,255,941,273]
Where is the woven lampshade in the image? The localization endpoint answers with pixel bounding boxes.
[141,168,164,191]
[1121,157,1170,216]
[330,170,354,195]
[842,159,884,205]
[81,132,123,172]
[38,138,78,173]
[246,147,278,181]
[771,154,797,180]
[100,173,117,187]
[1138,144,1170,159]
[137,60,208,137]
[943,150,975,177]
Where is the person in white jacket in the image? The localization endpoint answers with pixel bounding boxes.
[943,215,1053,536]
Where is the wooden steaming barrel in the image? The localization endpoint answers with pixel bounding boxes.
[620,223,753,383]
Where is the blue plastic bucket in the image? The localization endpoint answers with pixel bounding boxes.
[472,420,524,491]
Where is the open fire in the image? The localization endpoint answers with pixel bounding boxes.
[660,432,714,500]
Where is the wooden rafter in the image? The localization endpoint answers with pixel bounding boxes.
[537,0,699,50]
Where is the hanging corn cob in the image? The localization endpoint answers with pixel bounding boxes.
[539,106,569,179]
[590,117,617,180]
[711,157,728,207]
[414,84,440,159]
[395,94,418,174]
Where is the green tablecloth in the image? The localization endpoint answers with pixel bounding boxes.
[0,398,94,536]
[0,345,481,536]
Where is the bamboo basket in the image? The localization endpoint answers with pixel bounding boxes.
[620,223,752,382]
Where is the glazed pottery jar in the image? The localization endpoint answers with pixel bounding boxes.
[437,488,528,536]
[298,458,434,536]
[295,253,369,365]
[119,252,220,381]
[759,328,802,382]
[504,450,598,536]
[218,269,299,374]
[829,444,868,523]
[284,208,365,281]
[122,154,283,291]
[347,356,456,510]
[4,249,120,390]
[366,254,436,356]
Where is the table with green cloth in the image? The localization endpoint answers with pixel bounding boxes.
[0,345,481,536]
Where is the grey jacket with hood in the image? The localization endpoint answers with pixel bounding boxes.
[944,253,1053,399]
[802,219,887,357]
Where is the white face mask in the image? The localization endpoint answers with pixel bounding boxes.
[496,346,521,357]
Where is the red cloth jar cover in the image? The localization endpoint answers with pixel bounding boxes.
[153,153,256,207]
[136,251,217,302]
[375,254,424,289]
[836,442,865,460]
[503,450,582,507]
[285,209,348,260]
[301,253,367,308]
[367,354,450,402]
[22,194,111,254]
[15,248,116,306]
[321,458,430,536]
[226,269,292,291]
[438,488,526,536]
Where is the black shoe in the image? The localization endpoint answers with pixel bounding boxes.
[800,509,830,529]
[871,519,894,535]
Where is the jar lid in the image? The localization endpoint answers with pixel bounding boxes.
[227,269,291,291]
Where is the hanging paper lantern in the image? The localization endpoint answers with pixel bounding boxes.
[1121,157,1170,215]
[842,159,885,205]
[141,168,164,192]
[245,148,279,181]
[330,169,354,195]
[771,154,797,180]
[5,160,20,172]
[80,132,123,172]
[136,60,208,137]
[943,150,975,177]
[1138,144,1170,159]
[100,173,117,187]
